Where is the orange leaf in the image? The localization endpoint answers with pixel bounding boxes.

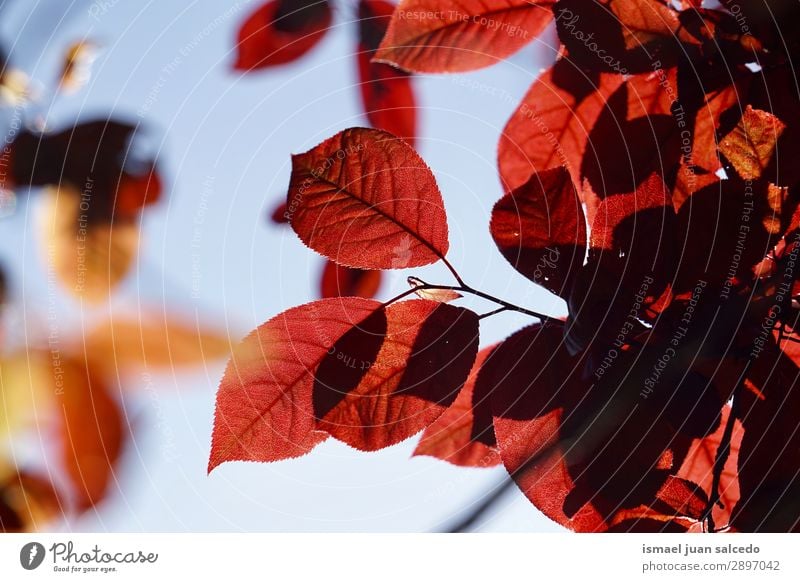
[719,105,786,180]
[85,311,232,373]
[39,187,139,303]
[57,358,125,511]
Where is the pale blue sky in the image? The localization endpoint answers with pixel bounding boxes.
[0,0,567,532]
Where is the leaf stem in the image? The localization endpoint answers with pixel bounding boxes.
[479,306,509,320]
[441,256,467,287]
[383,278,558,323]
[702,362,749,533]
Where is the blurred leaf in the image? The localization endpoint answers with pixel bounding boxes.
[58,41,100,94]
[0,470,62,532]
[56,357,125,511]
[85,312,232,373]
[39,186,139,303]
[0,351,54,446]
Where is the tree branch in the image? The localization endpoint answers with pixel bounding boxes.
[441,475,518,533]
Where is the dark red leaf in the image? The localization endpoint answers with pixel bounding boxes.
[0,472,62,532]
[413,345,501,467]
[677,405,742,529]
[234,0,332,70]
[287,127,449,269]
[555,0,697,74]
[270,201,289,224]
[491,323,715,531]
[319,260,383,299]
[490,166,587,297]
[314,300,479,450]
[734,344,800,531]
[10,120,162,221]
[582,79,681,199]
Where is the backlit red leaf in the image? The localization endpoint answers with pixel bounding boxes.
[413,345,501,467]
[234,0,332,70]
[490,166,587,297]
[208,298,379,471]
[287,127,449,269]
[498,58,624,193]
[374,0,554,73]
[314,300,479,450]
[590,172,672,252]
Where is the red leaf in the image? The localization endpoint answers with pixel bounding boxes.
[209,298,380,471]
[590,172,672,252]
[269,201,289,224]
[319,260,383,298]
[374,0,554,73]
[413,345,501,467]
[234,0,332,70]
[490,166,587,297]
[488,323,607,531]
[57,358,125,511]
[719,105,787,181]
[358,0,417,145]
[582,79,681,198]
[498,58,624,194]
[358,56,417,147]
[314,300,479,450]
[555,0,696,74]
[734,344,800,531]
[677,405,742,529]
[287,127,449,269]
[491,323,715,531]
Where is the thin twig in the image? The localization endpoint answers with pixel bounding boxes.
[702,361,749,533]
[385,278,558,323]
[479,306,509,320]
[442,475,518,533]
